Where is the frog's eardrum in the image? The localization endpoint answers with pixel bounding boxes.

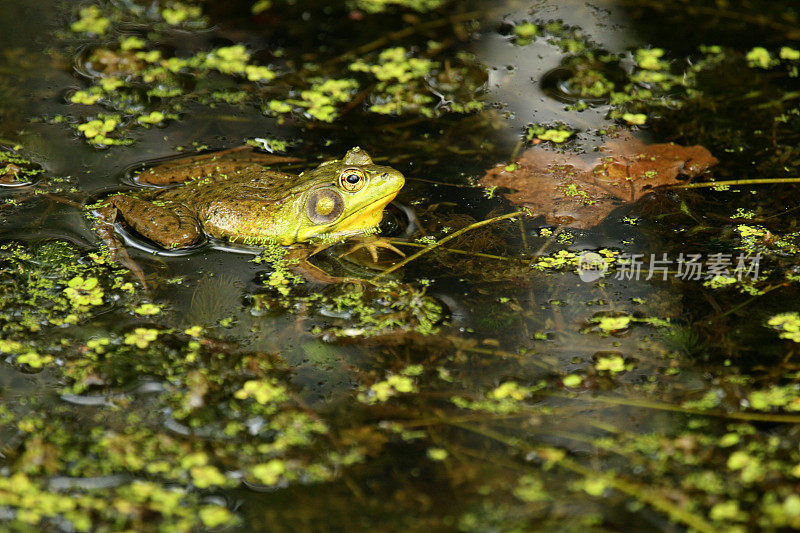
[306,188,344,224]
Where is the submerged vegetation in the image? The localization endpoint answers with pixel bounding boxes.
[2,0,800,531]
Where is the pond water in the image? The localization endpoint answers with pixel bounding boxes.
[2,0,800,531]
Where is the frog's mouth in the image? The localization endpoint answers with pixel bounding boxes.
[334,190,400,232]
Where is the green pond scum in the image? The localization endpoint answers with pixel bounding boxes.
[4,0,800,531]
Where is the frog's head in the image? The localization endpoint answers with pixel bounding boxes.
[294,147,405,241]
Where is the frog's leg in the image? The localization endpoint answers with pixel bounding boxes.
[109,195,203,249]
[285,247,359,285]
[92,203,147,286]
[338,236,406,263]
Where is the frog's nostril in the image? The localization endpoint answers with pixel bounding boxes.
[381,172,389,179]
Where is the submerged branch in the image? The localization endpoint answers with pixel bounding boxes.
[388,239,528,263]
[542,391,800,424]
[333,7,507,63]
[372,210,527,281]
[452,422,717,533]
[671,177,800,189]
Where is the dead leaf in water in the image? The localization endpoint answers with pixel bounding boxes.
[481,134,718,228]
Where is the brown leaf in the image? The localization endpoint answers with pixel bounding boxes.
[481,134,718,228]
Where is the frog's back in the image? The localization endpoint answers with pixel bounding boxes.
[151,167,313,244]
[220,166,306,192]
[153,167,307,206]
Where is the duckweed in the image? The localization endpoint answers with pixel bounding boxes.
[746,47,776,69]
[134,303,162,315]
[527,123,574,143]
[63,276,104,307]
[161,3,202,25]
[350,46,483,116]
[635,48,669,70]
[251,459,286,485]
[622,112,647,125]
[353,0,446,13]
[70,6,109,35]
[124,327,160,348]
[234,378,288,405]
[0,242,138,333]
[358,372,418,403]
[513,22,539,46]
[767,313,800,342]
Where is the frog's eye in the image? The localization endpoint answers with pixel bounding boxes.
[339,168,366,192]
[306,188,344,224]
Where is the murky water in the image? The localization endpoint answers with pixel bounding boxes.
[2,0,800,531]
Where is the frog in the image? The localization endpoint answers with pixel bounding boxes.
[92,145,406,283]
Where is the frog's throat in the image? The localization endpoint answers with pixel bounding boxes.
[334,190,399,233]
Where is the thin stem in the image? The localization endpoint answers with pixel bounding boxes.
[718,283,785,318]
[372,210,527,281]
[388,239,528,263]
[452,422,717,533]
[332,8,503,63]
[540,391,800,424]
[405,177,478,188]
[671,177,800,189]
[450,341,553,371]
[518,217,529,253]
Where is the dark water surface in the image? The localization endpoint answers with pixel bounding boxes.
[1,0,800,531]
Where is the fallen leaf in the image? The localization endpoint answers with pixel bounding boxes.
[482,134,718,228]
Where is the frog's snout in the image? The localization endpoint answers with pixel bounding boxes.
[378,169,405,191]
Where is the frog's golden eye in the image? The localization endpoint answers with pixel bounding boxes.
[339,168,365,192]
[306,188,344,224]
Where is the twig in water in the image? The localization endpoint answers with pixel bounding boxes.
[388,240,528,263]
[372,209,527,281]
[670,177,800,189]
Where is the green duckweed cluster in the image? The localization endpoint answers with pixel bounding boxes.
[66,38,275,145]
[0,472,236,531]
[0,328,357,531]
[251,0,447,15]
[253,274,444,338]
[70,1,206,35]
[530,248,619,273]
[767,313,800,343]
[526,123,575,143]
[0,260,391,530]
[351,0,447,13]
[357,364,422,403]
[63,3,484,147]
[510,18,727,127]
[268,78,360,122]
[0,241,137,336]
[349,46,484,116]
[745,46,800,72]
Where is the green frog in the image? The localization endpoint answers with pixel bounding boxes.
[92,145,405,282]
